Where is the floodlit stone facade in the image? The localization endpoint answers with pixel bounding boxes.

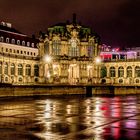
[1,16,139,86]
[0,16,101,85]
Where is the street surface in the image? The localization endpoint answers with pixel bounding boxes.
[0,95,140,140]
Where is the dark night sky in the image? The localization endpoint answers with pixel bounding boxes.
[0,0,140,48]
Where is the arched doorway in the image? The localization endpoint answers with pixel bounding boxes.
[68,64,79,84]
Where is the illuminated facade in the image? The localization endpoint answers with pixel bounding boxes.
[0,22,39,84]
[38,15,101,84]
[1,17,139,86]
[100,47,140,84]
[0,16,101,85]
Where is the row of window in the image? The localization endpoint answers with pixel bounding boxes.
[101,66,140,78]
[45,40,95,57]
[0,63,39,77]
[0,36,35,47]
[0,47,37,56]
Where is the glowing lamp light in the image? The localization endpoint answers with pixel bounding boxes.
[95,57,101,64]
[44,55,52,63]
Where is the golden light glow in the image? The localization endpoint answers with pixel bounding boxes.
[44,55,52,63]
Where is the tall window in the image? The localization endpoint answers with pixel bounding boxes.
[127,66,132,77]
[34,65,39,77]
[100,66,107,78]
[135,66,140,77]
[68,39,79,57]
[118,66,124,77]
[110,66,115,77]
[18,64,23,76]
[44,41,49,54]
[52,40,61,55]
[0,63,2,74]
[11,63,15,75]
[26,64,31,76]
[4,63,8,75]
[88,40,94,57]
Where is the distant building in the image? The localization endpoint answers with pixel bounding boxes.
[100,46,140,84]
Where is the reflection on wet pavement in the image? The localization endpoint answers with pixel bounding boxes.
[0,96,140,140]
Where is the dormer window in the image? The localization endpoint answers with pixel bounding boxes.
[27,42,30,47]
[22,41,25,46]
[31,43,34,47]
[11,39,15,44]
[0,36,4,42]
[6,38,9,43]
[17,40,20,45]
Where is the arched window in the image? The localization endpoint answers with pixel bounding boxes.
[135,66,140,77]
[22,41,25,46]
[34,64,39,77]
[10,63,15,75]
[68,39,79,57]
[5,77,8,82]
[4,62,8,75]
[118,66,124,77]
[6,38,9,43]
[26,64,31,76]
[18,64,23,76]
[18,77,23,82]
[31,43,34,47]
[0,36,4,42]
[11,39,15,44]
[110,66,115,77]
[17,40,20,45]
[100,66,107,78]
[52,40,61,55]
[27,42,30,47]
[127,66,132,77]
[119,79,123,83]
[136,79,139,83]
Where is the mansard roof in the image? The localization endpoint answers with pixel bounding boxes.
[0,23,39,48]
[0,24,23,35]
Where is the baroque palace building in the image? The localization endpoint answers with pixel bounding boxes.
[0,15,101,85]
[0,15,140,85]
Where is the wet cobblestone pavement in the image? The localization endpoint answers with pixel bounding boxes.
[0,96,140,140]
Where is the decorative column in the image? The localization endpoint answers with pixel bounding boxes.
[1,61,4,83]
[8,62,11,83]
[132,65,135,84]
[15,63,18,83]
[31,64,34,83]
